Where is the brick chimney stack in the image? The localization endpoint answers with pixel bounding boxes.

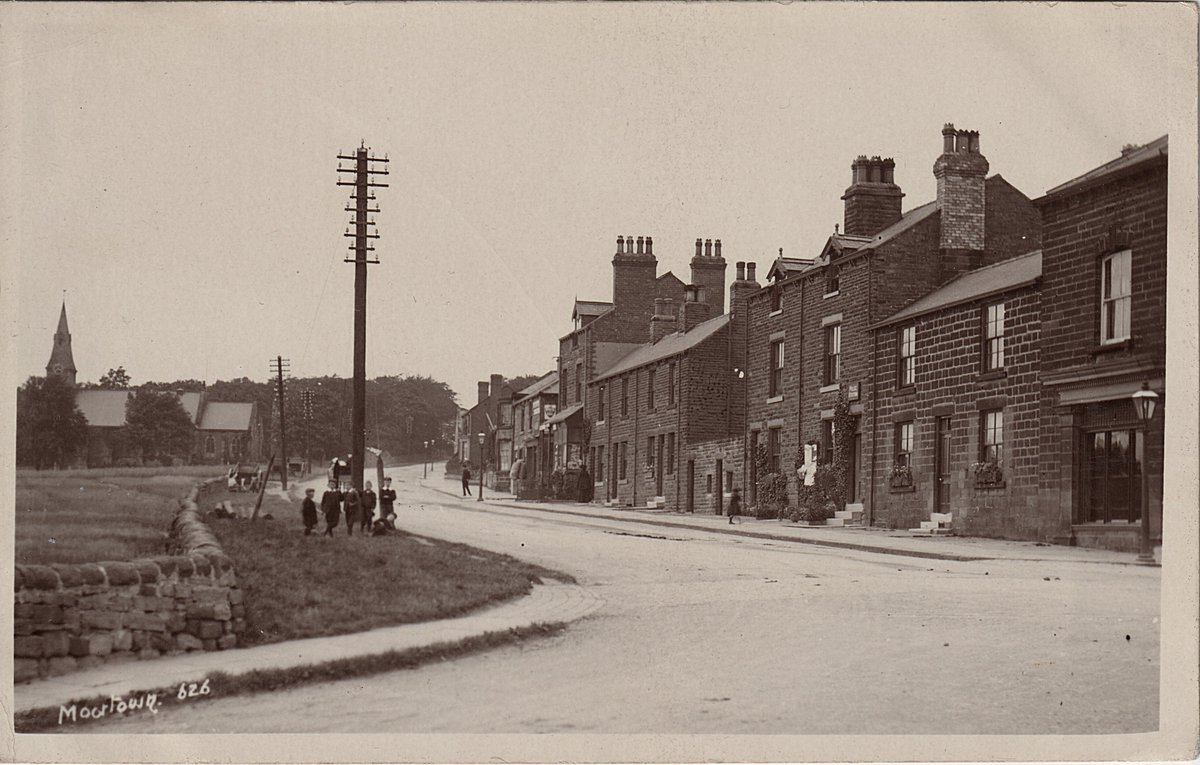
[680,284,713,332]
[934,123,989,252]
[842,155,904,237]
[477,381,489,405]
[690,235,727,316]
[728,260,761,432]
[650,298,677,343]
[612,232,659,340]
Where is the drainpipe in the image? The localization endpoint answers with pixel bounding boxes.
[678,353,684,511]
[867,256,877,528]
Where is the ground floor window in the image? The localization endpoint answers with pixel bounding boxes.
[767,427,781,473]
[1086,429,1141,523]
[666,433,675,474]
[619,442,627,480]
[596,446,605,482]
[894,421,913,467]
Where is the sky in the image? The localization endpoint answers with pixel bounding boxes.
[2,3,1194,407]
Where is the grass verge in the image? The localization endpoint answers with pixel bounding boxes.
[15,474,217,565]
[15,621,567,733]
[200,484,573,646]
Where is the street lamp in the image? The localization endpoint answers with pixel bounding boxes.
[1131,381,1159,565]
[477,432,486,501]
[423,440,429,479]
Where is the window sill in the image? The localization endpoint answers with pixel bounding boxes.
[819,384,840,394]
[976,370,1007,383]
[618,479,629,485]
[1093,339,1133,356]
[973,480,1006,491]
[769,309,783,317]
[893,385,915,397]
[766,395,784,404]
[823,291,840,299]
[889,485,916,494]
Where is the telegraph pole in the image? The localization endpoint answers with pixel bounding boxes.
[337,142,389,491]
[270,356,290,491]
[300,388,314,475]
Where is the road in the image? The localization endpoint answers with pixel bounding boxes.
[94,464,1159,735]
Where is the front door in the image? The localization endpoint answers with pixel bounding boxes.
[935,416,952,514]
[655,438,665,496]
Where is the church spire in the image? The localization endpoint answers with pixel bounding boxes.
[46,301,77,386]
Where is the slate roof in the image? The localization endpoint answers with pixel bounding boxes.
[766,257,818,282]
[515,371,558,402]
[854,199,939,256]
[75,390,131,428]
[198,402,255,432]
[593,314,730,384]
[876,250,1042,328]
[1042,136,1167,199]
[572,300,612,320]
[178,392,203,424]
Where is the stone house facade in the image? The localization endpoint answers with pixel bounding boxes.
[511,371,558,496]
[1034,136,1168,552]
[743,125,1042,519]
[869,251,1044,537]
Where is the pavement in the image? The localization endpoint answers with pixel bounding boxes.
[14,580,603,715]
[423,476,1153,567]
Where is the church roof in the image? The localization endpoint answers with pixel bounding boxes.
[198,401,256,432]
[75,390,131,428]
[46,302,77,373]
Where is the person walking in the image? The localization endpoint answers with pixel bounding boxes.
[462,465,472,496]
[301,487,318,536]
[378,477,397,529]
[343,486,361,536]
[727,486,742,525]
[320,480,342,537]
[360,481,377,533]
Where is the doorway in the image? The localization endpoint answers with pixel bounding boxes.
[935,416,952,514]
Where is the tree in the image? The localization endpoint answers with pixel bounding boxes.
[125,390,194,464]
[16,376,89,469]
[98,366,131,389]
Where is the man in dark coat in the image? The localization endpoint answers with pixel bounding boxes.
[462,465,472,496]
[301,487,319,536]
[378,477,397,529]
[343,486,362,536]
[360,481,378,532]
[727,487,742,525]
[320,480,342,537]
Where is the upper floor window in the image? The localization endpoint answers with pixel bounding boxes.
[770,287,782,313]
[898,325,916,387]
[983,302,1006,372]
[1101,249,1131,344]
[575,363,583,403]
[500,405,511,427]
[647,366,656,409]
[770,339,785,397]
[826,262,841,294]
[597,385,606,421]
[980,409,1003,465]
[668,362,676,406]
[824,324,842,385]
[621,377,629,416]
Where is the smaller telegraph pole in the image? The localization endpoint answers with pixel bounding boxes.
[270,356,291,490]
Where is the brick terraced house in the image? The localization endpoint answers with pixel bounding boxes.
[742,125,1042,521]
[1034,136,1168,552]
[586,255,758,513]
[554,235,686,469]
[870,250,1044,537]
[510,371,558,498]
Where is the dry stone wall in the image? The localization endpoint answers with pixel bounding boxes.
[13,480,245,684]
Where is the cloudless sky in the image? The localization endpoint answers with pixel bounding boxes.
[2,3,1194,406]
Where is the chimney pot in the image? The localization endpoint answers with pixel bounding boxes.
[714,239,722,258]
[704,239,712,257]
[747,262,757,282]
[626,235,634,253]
[696,238,703,258]
[616,235,624,253]
[645,236,653,255]
[636,236,644,255]
[736,261,746,280]
[968,131,980,153]
[942,124,956,154]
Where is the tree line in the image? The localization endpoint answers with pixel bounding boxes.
[16,367,464,469]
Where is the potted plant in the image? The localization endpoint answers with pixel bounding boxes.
[972,460,1003,487]
[889,463,913,489]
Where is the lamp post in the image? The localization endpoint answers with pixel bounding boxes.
[477,432,486,501]
[423,440,429,479]
[1131,381,1159,565]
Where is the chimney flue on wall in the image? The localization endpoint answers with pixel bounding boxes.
[650,297,677,342]
[934,122,989,256]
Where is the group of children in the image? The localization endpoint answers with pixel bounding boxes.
[300,477,399,537]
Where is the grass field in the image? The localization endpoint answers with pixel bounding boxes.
[14,473,220,566]
[201,484,570,646]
